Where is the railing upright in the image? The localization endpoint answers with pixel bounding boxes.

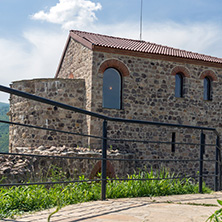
[101,120,107,200]
[219,145,222,190]
[215,136,220,191]
[217,136,222,190]
[199,132,205,193]
[171,132,176,153]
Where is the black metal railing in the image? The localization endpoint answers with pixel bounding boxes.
[0,84,221,200]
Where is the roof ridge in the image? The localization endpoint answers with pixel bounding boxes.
[71,29,146,43]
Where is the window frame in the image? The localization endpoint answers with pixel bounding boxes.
[102,67,122,109]
[203,76,212,101]
[175,73,184,98]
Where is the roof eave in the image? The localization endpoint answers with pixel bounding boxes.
[55,34,71,78]
[55,31,94,78]
[93,45,222,69]
[69,31,94,50]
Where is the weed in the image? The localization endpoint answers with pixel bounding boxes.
[206,200,222,221]
[0,169,211,219]
[183,202,218,207]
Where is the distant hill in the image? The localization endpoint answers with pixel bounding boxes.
[0,102,9,153]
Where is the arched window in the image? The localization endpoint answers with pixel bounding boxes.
[103,68,122,109]
[175,73,183,98]
[204,77,211,100]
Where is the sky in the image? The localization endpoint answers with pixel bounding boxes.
[1,0,222,103]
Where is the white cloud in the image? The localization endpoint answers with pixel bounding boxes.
[142,21,222,57]
[1,0,222,103]
[91,21,222,58]
[1,19,222,103]
[32,0,102,30]
[0,30,67,103]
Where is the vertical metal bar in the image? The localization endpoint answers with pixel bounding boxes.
[215,136,219,191]
[217,136,221,190]
[171,132,176,153]
[101,120,107,200]
[219,144,222,191]
[140,0,143,40]
[199,132,205,193]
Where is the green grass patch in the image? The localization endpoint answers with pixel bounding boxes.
[0,169,211,219]
[106,170,211,198]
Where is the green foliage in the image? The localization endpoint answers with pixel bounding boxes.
[106,169,211,198]
[0,102,9,153]
[207,200,222,222]
[0,169,211,219]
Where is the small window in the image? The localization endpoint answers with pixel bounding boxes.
[204,77,211,100]
[175,73,183,98]
[103,68,122,109]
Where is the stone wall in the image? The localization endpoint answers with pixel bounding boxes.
[89,51,222,154]
[56,38,93,139]
[90,51,222,141]
[7,39,222,188]
[88,50,222,187]
[9,79,88,152]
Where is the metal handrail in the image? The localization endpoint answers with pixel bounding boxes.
[0,85,220,136]
[0,84,221,194]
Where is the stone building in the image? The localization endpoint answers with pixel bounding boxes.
[8,30,222,183]
[55,30,222,147]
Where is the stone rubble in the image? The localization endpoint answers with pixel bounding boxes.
[0,145,131,184]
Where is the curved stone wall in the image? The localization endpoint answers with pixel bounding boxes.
[9,78,87,152]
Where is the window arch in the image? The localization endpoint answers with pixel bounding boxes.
[103,68,122,109]
[175,73,184,98]
[204,77,211,100]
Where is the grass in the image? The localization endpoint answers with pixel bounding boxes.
[207,200,222,221]
[106,170,211,198]
[176,202,218,207]
[0,169,211,219]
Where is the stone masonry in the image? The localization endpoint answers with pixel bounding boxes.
[7,30,222,187]
[9,79,88,151]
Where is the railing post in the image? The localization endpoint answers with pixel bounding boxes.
[214,136,220,191]
[217,136,221,190]
[101,120,107,200]
[219,143,222,191]
[199,131,205,193]
[171,132,176,153]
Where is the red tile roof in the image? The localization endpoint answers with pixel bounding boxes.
[70,30,222,64]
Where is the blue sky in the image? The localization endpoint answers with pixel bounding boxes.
[1,0,222,103]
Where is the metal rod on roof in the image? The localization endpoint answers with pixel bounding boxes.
[140,0,143,40]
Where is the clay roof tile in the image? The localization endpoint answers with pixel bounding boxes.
[70,30,222,65]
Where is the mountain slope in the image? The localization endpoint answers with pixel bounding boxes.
[0,102,9,152]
